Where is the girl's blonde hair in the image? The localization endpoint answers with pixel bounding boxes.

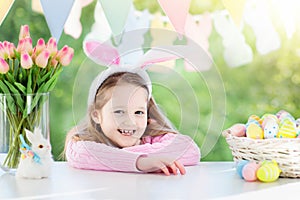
[67,72,177,146]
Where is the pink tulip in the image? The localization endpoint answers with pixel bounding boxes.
[3,41,9,49]
[35,38,46,55]
[35,49,50,68]
[56,45,68,57]
[16,39,24,52]
[0,58,9,74]
[3,41,15,59]
[46,37,57,56]
[56,45,74,66]
[31,39,46,62]
[20,52,33,69]
[17,38,33,54]
[1,41,11,59]
[7,43,16,59]
[19,25,30,39]
[24,38,33,54]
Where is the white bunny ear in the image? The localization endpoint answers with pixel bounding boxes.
[33,127,44,140]
[25,129,35,144]
[134,45,185,69]
[83,39,120,66]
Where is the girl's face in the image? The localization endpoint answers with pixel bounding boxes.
[94,83,148,148]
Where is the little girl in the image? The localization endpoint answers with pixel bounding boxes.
[65,66,201,175]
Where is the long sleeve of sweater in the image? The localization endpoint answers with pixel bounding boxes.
[66,140,144,172]
[125,133,200,166]
[66,133,200,172]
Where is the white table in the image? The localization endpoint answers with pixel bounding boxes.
[1,161,300,200]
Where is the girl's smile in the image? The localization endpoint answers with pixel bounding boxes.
[118,129,136,136]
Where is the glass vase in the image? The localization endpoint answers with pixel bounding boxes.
[0,92,50,169]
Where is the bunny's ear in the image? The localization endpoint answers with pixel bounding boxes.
[25,129,35,144]
[134,46,182,69]
[33,127,44,140]
[83,39,120,66]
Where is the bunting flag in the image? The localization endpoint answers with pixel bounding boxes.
[76,0,288,69]
[31,0,44,14]
[40,0,75,41]
[84,1,112,42]
[32,0,43,14]
[0,0,15,26]
[222,0,246,27]
[214,12,253,67]
[244,1,281,55]
[157,0,191,39]
[98,0,132,39]
[64,0,93,39]
[184,13,212,71]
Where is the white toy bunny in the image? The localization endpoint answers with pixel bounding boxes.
[15,128,53,179]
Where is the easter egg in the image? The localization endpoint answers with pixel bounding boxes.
[262,114,279,125]
[257,161,281,182]
[248,115,262,124]
[263,118,279,139]
[242,161,260,182]
[236,160,249,178]
[277,119,297,138]
[277,110,293,121]
[246,120,263,139]
[230,124,246,137]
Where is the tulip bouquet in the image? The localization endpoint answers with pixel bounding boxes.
[0,25,74,168]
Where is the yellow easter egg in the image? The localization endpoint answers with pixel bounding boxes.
[277,119,297,138]
[246,123,263,139]
[257,162,281,182]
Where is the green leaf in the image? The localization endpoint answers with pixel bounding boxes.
[23,93,49,118]
[37,70,52,85]
[48,78,59,91]
[3,80,25,112]
[6,72,15,83]
[37,68,62,93]
[13,58,20,78]
[14,82,26,94]
[0,81,16,114]
[27,69,32,93]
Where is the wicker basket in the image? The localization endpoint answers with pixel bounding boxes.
[223,129,300,178]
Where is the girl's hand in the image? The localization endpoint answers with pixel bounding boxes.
[136,155,186,175]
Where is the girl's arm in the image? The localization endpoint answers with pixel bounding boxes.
[66,139,145,172]
[124,133,201,166]
[65,126,145,172]
[65,128,200,174]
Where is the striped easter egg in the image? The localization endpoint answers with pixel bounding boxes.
[277,119,297,138]
[257,161,281,182]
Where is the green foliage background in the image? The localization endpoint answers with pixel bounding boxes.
[1,0,300,161]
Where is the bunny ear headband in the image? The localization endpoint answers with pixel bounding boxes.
[84,40,187,106]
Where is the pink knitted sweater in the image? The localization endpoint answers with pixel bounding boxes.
[66,133,200,172]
